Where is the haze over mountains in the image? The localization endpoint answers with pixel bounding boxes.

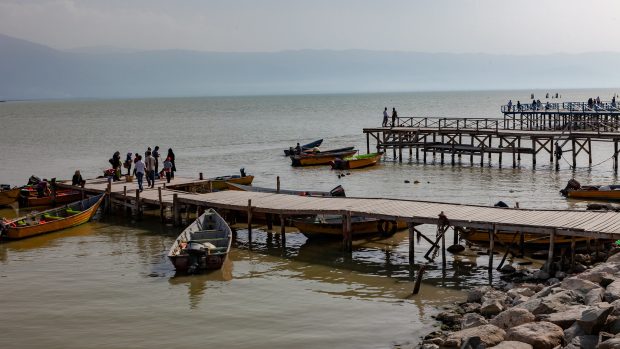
[1,33,619,100]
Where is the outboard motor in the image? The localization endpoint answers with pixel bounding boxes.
[240,168,246,177]
[329,185,346,197]
[560,179,581,197]
[28,175,40,185]
[494,201,509,208]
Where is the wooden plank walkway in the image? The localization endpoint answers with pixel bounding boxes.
[60,177,620,240]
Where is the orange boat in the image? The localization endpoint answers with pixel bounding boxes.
[290,148,358,166]
[19,189,82,208]
[0,187,21,206]
[1,194,104,240]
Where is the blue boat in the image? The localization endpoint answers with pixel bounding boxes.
[283,139,323,156]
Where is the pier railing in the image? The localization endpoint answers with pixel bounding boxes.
[501,101,619,113]
[394,116,620,133]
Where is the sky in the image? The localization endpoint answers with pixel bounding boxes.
[0,0,619,54]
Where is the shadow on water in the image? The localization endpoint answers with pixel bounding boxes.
[168,258,233,309]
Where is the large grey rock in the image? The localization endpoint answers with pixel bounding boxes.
[586,288,606,306]
[507,287,535,299]
[482,289,510,304]
[577,264,618,284]
[564,322,586,344]
[436,311,461,325]
[440,324,505,348]
[467,286,491,303]
[538,305,590,329]
[533,270,551,280]
[481,299,504,316]
[605,281,620,303]
[505,321,564,349]
[597,338,620,349]
[461,302,481,314]
[491,308,535,330]
[565,335,599,349]
[460,313,488,329]
[511,295,530,306]
[516,289,582,315]
[606,252,620,263]
[562,277,605,296]
[577,303,613,334]
[420,344,439,349]
[532,283,561,299]
[605,315,620,335]
[490,341,533,349]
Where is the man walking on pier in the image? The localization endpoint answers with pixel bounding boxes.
[382,107,388,127]
[391,107,398,128]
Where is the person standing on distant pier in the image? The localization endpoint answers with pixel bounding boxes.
[517,101,521,111]
[124,152,132,176]
[163,157,173,183]
[152,146,160,176]
[167,148,176,179]
[507,100,512,112]
[145,151,156,188]
[382,107,388,127]
[391,108,398,128]
[134,155,145,192]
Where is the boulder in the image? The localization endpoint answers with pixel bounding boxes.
[460,313,488,329]
[563,322,586,344]
[491,308,535,330]
[507,287,535,299]
[538,305,590,329]
[500,264,516,274]
[562,277,605,296]
[597,338,620,349]
[606,252,620,263]
[576,264,617,284]
[461,302,481,314]
[577,303,613,334]
[605,315,620,335]
[533,270,551,280]
[586,288,606,306]
[490,341,533,349]
[440,324,505,348]
[545,277,560,285]
[420,344,439,349]
[517,289,582,315]
[565,335,598,349]
[482,289,510,304]
[572,262,588,273]
[436,311,461,325]
[533,283,561,299]
[467,286,491,303]
[605,281,620,303]
[505,321,564,349]
[480,299,504,316]
[555,271,567,279]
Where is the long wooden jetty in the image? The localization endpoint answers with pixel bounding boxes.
[59,175,620,278]
[363,101,620,171]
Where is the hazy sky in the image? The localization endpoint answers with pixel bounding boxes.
[1,0,619,54]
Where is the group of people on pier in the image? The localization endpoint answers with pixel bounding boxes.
[108,147,176,191]
[381,107,398,127]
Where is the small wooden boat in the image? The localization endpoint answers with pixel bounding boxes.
[283,139,323,156]
[1,194,104,240]
[461,228,589,247]
[560,179,620,201]
[226,182,346,197]
[290,148,358,167]
[208,175,254,191]
[330,152,383,170]
[0,186,21,206]
[19,189,83,208]
[293,215,408,239]
[168,209,232,274]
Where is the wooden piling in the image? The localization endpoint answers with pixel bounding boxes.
[266,213,273,230]
[247,199,253,241]
[342,211,352,252]
[408,222,415,264]
[489,225,496,271]
[158,187,164,222]
[546,229,556,273]
[412,265,426,295]
[280,214,286,249]
[135,189,141,217]
[173,193,180,226]
[276,176,280,193]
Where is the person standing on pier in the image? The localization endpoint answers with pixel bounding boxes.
[507,100,512,112]
[517,101,521,111]
[134,155,145,192]
[152,146,160,176]
[109,151,122,181]
[124,152,132,176]
[382,107,388,127]
[72,170,83,186]
[145,151,156,188]
[167,148,176,179]
[163,157,173,183]
[391,107,398,128]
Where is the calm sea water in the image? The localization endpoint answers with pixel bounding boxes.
[1,88,619,348]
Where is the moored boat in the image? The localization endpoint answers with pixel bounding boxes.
[283,139,323,156]
[293,215,408,239]
[168,209,232,274]
[290,148,358,167]
[208,174,254,190]
[330,152,383,170]
[0,186,21,206]
[560,179,620,201]
[0,194,104,240]
[226,182,346,197]
[19,189,83,208]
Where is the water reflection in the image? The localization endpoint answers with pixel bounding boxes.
[168,258,233,309]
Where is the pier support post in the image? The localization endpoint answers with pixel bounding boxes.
[366,133,370,154]
[106,178,112,214]
[572,138,577,169]
[173,194,180,226]
[199,172,203,180]
[266,213,273,230]
[614,139,619,173]
[135,189,141,217]
[408,222,416,264]
[185,203,191,224]
[276,176,280,193]
[546,229,556,273]
[342,211,352,252]
[247,199,253,243]
[158,187,164,222]
[280,214,286,251]
[488,225,496,271]
[570,236,576,268]
[412,265,426,295]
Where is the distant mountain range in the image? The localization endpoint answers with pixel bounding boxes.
[1,33,619,99]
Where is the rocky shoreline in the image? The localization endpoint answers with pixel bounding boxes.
[419,247,620,349]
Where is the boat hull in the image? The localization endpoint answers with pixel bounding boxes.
[209,175,254,190]
[291,150,358,166]
[167,209,233,274]
[294,216,407,239]
[567,190,620,201]
[331,153,383,170]
[461,229,589,247]
[20,190,82,208]
[0,188,21,206]
[283,139,323,156]
[4,194,104,239]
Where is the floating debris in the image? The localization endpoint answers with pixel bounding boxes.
[404,180,410,183]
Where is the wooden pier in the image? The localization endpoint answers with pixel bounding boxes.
[59,175,620,287]
[363,101,620,171]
